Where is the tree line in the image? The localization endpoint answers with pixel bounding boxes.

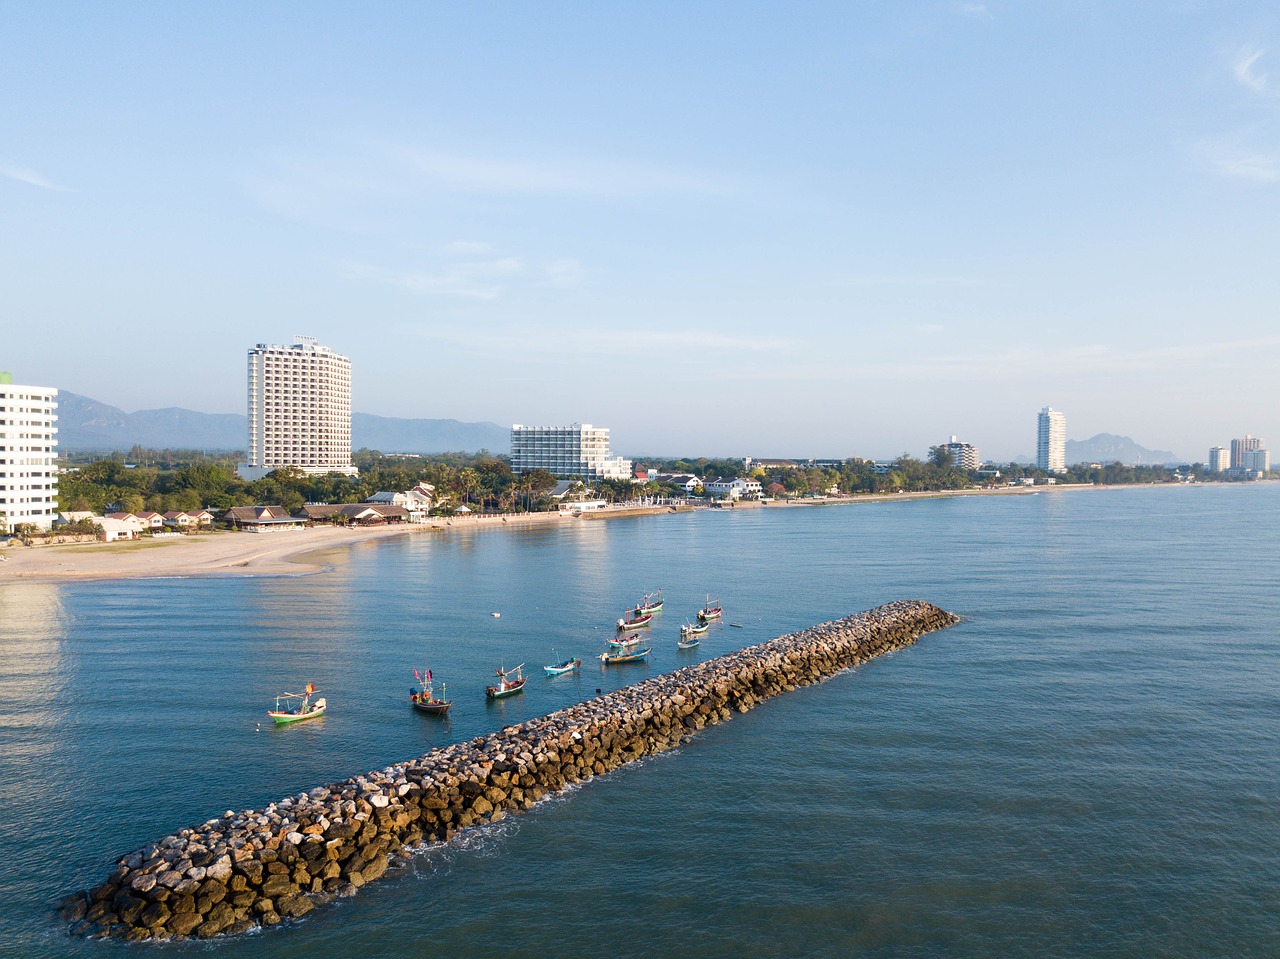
[54,445,1242,518]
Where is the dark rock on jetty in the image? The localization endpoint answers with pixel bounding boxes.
[62,600,958,941]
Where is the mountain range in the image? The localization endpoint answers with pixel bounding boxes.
[1013,433,1186,466]
[55,392,510,455]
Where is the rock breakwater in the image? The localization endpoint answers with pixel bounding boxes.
[62,600,958,941]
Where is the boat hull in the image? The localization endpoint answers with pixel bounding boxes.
[411,697,451,714]
[268,705,326,724]
[544,659,581,676]
[486,680,526,698]
[600,648,652,664]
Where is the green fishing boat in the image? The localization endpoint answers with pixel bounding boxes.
[268,684,326,724]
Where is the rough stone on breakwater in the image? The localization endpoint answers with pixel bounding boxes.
[62,600,959,941]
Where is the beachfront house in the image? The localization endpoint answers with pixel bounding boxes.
[704,477,763,500]
[162,511,193,529]
[54,511,98,526]
[295,503,409,526]
[365,483,434,522]
[97,517,141,542]
[651,473,702,494]
[105,512,149,535]
[221,505,307,532]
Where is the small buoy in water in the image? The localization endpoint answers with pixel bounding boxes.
[491,612,501,618]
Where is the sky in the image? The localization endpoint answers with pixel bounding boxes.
[3,1,1279,461]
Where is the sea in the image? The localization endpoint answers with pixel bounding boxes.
[1,484,1278,959]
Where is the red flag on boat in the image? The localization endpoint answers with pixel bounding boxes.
[306,683,314,694]
[413,669,421,681]
[427,669,432,680]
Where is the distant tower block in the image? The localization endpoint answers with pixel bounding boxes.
[1037,407,1066,472]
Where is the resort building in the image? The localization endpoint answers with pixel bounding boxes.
[0,373,59,533]
[238,337,356,481]
[1208,447,1229,473]
[510,423,632,480]
[1036,407,1067,472]
[942,435,981,470]
[651,473,703,494]
[1241,448,1270,473]
[1230,435,1262,469]
[704,476,764,500]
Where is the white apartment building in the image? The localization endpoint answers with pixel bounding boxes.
[1208,447,1229,473]
[239,337,357,481]
[510,424,632,480]
[1241,448,1271,473]
[0,373,59,533]
[942,435,981,470]
[705,476,764,500]
[1037,407,1067,472]
[1230,435,1262,469]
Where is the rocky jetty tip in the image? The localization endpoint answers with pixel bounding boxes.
[61,600,959,941]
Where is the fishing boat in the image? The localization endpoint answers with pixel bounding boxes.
[680,621,710,638]
[410,667,451,714]
[677,635,700,649]
[268,684,326,724]
[638,589,664,614]
[697,595,723,622]
[600,646,651,664]
[609,632,644,649]
[617,610,654,630]
[486,664,526,699]
[544,653,582,676]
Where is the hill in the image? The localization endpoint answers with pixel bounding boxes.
[55,391,509,455]
[1065,433,1184,466]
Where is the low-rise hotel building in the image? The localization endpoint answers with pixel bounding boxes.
[942,435,981,470]
[510,423,632,480]
[0,373,59,533]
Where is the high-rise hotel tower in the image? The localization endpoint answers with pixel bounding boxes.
[238,337,357,481]
[0,372,59,532]
[1036,406,1067,472]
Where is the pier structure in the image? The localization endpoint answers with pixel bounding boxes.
[63,600,959,941]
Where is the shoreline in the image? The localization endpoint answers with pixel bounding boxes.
[0,482,1215,585]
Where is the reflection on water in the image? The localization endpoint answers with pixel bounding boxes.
[0,581,69,745]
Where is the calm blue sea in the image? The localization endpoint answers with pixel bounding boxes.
[1,485,1278,958]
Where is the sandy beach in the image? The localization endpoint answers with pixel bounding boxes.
[0,484,1112,585]
[0,511,571,584]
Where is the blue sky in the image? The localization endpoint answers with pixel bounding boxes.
[3,1,1279,460]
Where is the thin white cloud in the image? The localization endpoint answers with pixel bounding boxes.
[341,249,593,300]
[1197,137,1280,182]
[339,258,525,300]
[1233,47,1269,93]
[380,144,737,198]
[419,325,798,356]
[440,240,494,255]
[951,2,992,20]
[538,258,590,289]
[739,335,1280,384]
[0,163,63,190]
[829,273,990,288]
